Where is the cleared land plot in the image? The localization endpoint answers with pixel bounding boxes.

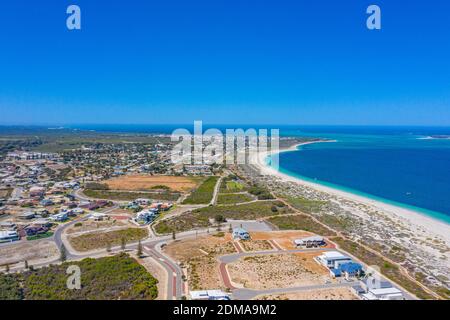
[0,240,59,266]
[268,214,336,237]
[240,240,273,252]
[83,189,180,201]
[217,193,254,205]
[182,176,219,204]
[154,201,291,234]
[228,252,331,290]
[104,175,201,192]
[256,287,358,300]
[69,228,148,252]
[163,235,236,291]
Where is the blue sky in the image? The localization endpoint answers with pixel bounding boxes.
[0,0,449,125]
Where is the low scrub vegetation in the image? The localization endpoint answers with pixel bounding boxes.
[0,253,158,300]
[154,201,290,234]
[217,193,253,205]
[268,214,336,236]
[70,228,148,252]
[182,176,219,204]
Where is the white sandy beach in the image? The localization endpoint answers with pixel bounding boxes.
[251,141,450,244]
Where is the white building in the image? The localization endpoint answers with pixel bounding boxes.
[316,251,353,269]
[190,290,230,300]
[0,230,20,243]
[361,287,404,300]
[49,212,68,222]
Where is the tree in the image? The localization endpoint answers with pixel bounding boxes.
[137,240,143,258]
[121,238,126,251]
[60,244,67,262]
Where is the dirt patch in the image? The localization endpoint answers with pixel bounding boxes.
[0,240,59,266]
[163,235,236,291]
[256,287,359,300]
[240,240,273,252]
[104,175,200,192]
[228,252,332,290]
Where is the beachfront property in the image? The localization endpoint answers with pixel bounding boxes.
[316,251,353,269]
[330,262,363,279]
[293,235,326,247]
[232,227,250,240]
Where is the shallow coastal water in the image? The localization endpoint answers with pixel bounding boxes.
[269,127,450,223]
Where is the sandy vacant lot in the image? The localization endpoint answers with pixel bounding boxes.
[256,288,359,300]
[240,240,273,252]
[0,240,59,266]
[228,252,331,290]
[104,175,201,192]
[163,235,236,291]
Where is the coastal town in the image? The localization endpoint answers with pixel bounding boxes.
[0,129,448,301]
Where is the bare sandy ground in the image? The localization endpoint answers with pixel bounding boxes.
[0,240,59,266]
[228,252,331,290]
[163,235,237,291]
[256,287,359,300]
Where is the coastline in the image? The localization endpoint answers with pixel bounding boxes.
[251,141,450,244]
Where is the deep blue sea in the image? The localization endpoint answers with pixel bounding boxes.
[269,126,450,224]
[9,124,449,223]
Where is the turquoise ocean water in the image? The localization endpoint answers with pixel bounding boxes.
[266,126,450,224]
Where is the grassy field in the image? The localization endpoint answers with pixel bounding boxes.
[154,201,290,234]
[182,176,219,204]
[333,237,434,300]
[217,193,254,205]
[219,178,246,193]
[83,189,180,201]
[69,228,148,252]
[0,253,158,300]
[267,214,336,237]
